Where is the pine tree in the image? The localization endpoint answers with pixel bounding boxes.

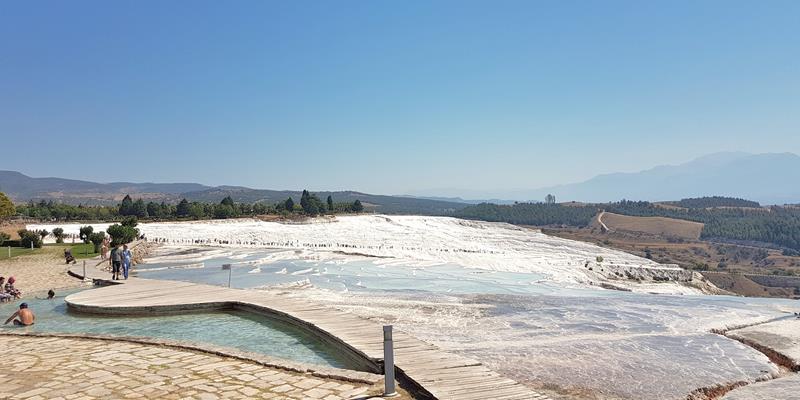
[176,199,190,216]
[133,199,148,218]
[300,190,324,215]
[119,194,134,216]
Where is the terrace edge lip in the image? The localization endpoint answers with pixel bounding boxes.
[28,215,709,295]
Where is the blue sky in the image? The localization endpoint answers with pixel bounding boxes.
[1,1,798,197]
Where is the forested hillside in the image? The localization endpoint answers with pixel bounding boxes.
[606,200,800,251]
[456,198,800,251]
[670,196,761,209]
[0,171,467,215]
[454,203,599,227]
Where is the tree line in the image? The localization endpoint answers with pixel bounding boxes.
[669,196,761,209]
[13,190,365,222]
[454,202,599,227]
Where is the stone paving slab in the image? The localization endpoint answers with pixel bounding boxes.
[0,335,397,400]
[1,330,383,386]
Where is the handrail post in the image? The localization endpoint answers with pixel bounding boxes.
[222,264,232,288]
[383,325,399,397]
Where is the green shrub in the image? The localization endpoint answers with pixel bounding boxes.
[52,227,65,243]
[79,226,94,244]
[121,216,138,227]
[88,232,105,253]
[107,224,138,246]
[19,230,43,248]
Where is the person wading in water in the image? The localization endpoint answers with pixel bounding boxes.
[5,303,35,326]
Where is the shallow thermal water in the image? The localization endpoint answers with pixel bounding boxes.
[27,217,800,399]
[0,291,347,369]
[28,216,686,292]
[136,246,799,400]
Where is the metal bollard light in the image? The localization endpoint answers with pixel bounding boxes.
[383,325,399,397]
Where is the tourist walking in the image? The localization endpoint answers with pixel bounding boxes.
[101,237,109,263]
[110,244,123,280]
[122,244,132,280]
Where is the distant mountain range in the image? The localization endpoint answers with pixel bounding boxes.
[0,171,468,215]
[525,152,800,205]
[2,152,799,211]
[407,152,800,205]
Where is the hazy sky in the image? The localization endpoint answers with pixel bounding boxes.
[1,1,798,196]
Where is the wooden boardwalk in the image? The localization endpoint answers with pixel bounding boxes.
[65,276,549,400]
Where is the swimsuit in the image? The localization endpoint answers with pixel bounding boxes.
[13,319,33,326]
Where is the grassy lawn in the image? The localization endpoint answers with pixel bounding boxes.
[0,243,99,261]
[68,243,99,259]
[0,247,38,260]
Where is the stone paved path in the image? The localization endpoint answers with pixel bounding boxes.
[0,335,393,400]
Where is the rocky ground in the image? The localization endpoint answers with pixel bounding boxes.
[0,246,86,296]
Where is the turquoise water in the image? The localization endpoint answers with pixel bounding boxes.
[138,251,555,295]
[0,291,347,369]
[136,247,800,399]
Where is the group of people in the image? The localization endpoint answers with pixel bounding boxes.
[0,277,22,302]
[100,237,133,280]
[0,275,34,327]
[109,243,132,280]
[1,238,136,328]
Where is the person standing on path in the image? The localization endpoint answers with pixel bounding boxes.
[101,237,110,263]
[122,244,132,280]
[110,244,123,280]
